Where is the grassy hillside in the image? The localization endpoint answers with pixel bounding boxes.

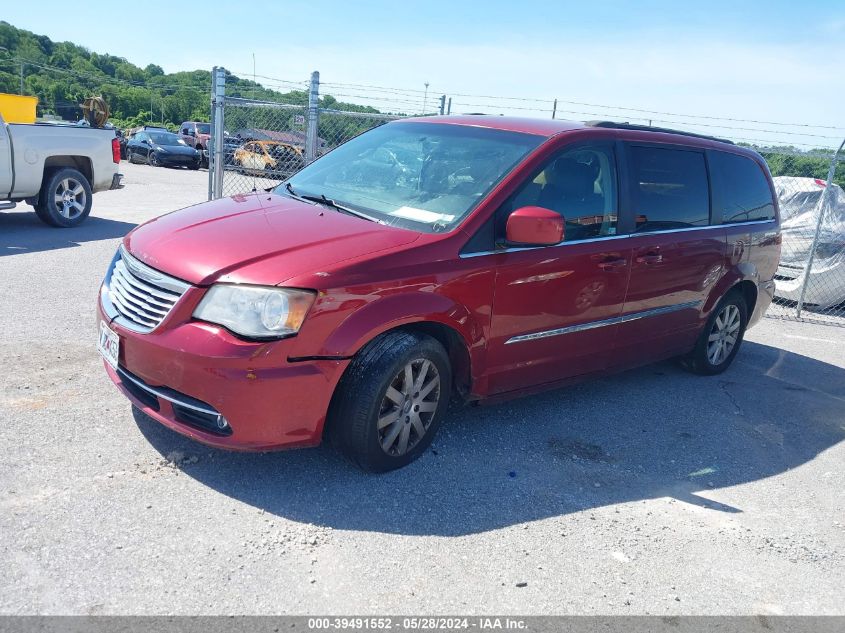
[0,21,379,130]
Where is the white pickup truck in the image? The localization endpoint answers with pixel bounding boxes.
[0,114,123,227]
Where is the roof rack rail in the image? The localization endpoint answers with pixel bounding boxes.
[585,121,734,145]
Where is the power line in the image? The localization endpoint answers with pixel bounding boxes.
[315,79,845,132]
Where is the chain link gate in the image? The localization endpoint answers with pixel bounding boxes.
[763,143,845,326]
[209,68,401,200]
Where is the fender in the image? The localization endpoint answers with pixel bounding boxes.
[306,290,483,363]
[704,261,759,315]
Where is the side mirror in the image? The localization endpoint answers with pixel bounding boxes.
[506,206,565,246]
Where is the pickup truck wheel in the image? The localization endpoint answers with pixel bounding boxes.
[681,291,747,375]
[329,331,452,472]
[35,168,93,228]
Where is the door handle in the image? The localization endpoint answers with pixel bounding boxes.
[636,252,663,265]
[597,257,628,271]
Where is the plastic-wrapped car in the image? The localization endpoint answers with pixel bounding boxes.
[773,176,845,309]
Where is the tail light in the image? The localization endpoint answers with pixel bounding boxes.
[814,178,827,188]
[111,137,121,164]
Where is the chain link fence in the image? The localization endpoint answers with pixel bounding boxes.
[762,144,845,325]
[209,69,401,199]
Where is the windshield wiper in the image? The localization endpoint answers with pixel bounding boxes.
[279,181,311,201]
[282,183,383,224]
[303,192,384,224]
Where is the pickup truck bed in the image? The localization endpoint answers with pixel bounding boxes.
[0,116,122,227]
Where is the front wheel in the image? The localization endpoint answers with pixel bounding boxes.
[329,331,452,472]
[34,168,93,228]
[148,152,161,167]
[681,292,747,375]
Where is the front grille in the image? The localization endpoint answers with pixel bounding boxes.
[105,247,190,332]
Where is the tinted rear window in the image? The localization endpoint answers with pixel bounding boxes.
[709,151,776,223]
[629,146,710,232]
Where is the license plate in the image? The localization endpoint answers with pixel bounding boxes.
[97,321,120,370]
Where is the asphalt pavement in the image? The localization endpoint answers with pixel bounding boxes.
[1,162,843,615]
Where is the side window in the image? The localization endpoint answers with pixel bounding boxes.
[709,151,776,223]
[504,145,619,242]
[628,146,709,232]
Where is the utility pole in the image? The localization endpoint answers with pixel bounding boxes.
[439,95,446,115]
[422,82,429,115]
[20,61,24,95]
[447,98,452,115]
[552,99,557,119]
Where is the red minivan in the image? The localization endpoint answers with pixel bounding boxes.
[97,116,781,471]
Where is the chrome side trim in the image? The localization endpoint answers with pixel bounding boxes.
[460,233,629,258]
[116,366,221,419]
[505,300,702,344]
[459,219,778,259]
[642,219,776,236]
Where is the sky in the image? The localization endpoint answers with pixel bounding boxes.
[5,0,845,149]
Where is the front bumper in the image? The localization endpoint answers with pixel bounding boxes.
[159,154,201,167]
[97,299,349,451]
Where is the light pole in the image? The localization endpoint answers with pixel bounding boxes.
[422,82,429,115]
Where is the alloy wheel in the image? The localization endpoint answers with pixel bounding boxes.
[378,359,441,456]
[707,304,741,365]
[53,177,87,220]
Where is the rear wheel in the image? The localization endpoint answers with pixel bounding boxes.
[681,291,747,375]
[34,168,93,228]
[329,331,451,472]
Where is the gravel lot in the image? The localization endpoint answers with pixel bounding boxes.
[1,162,843,615]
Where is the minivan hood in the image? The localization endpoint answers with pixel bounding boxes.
[124,193,421,286]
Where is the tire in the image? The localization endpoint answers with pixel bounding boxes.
[34,168,93,228]
[126,149,134,164]
[328,331,452,472]
[148,152,161,167]
[188,161,200,170]
[681,291,748,375]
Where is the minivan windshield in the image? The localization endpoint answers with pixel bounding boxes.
[278,122,543,232]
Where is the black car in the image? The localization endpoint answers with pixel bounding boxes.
[126,131,201,169]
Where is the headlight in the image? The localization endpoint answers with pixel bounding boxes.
[193,285,316,339]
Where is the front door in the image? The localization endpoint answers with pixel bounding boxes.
[484,143,632,394]
[613,143,726,368]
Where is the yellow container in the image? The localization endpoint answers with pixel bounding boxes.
[0,93,38,124]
